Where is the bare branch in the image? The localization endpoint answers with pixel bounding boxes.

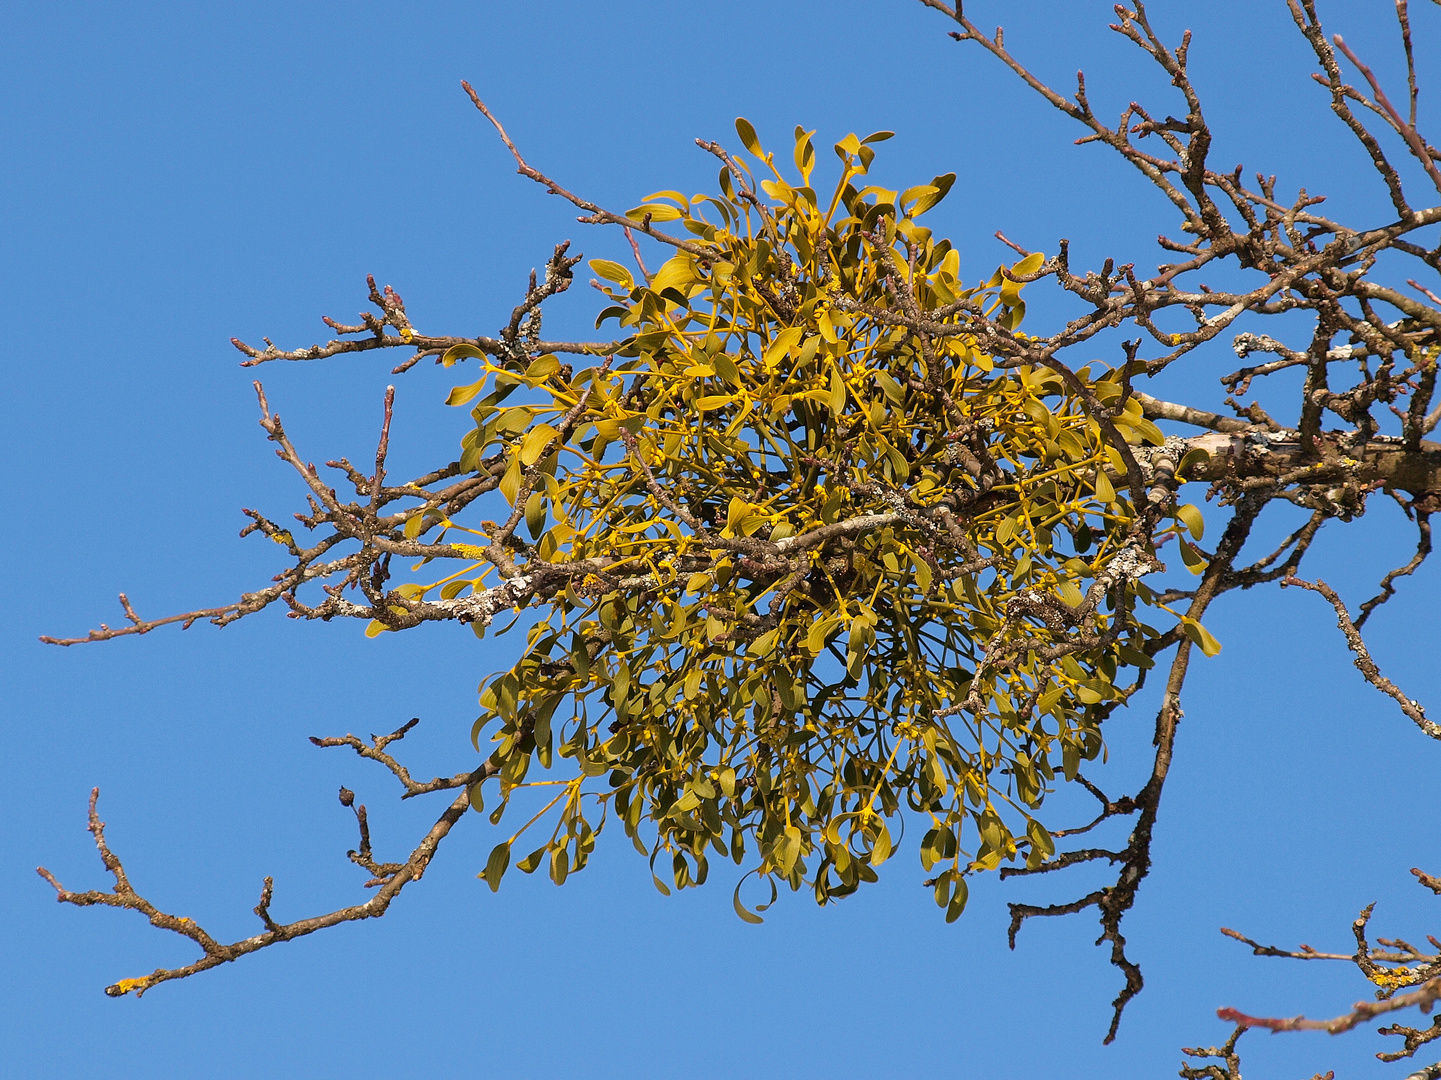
[1414,867,1441,896]
[1217,974,1441,1034]
[1357,510,1432,626]
[1283,576,1439,738]
[36,763,493,996]
[1180,1026,1249,1080]
[310,717,474,799]
[1134,391,1255,433]
[1332,33,1441,196]
[1005,498,1266,1044]
[1221,925,1357,962]
[460,81,714,261]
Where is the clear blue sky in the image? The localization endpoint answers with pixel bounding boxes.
[4,3,1437,1077]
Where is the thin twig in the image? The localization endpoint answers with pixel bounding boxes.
[1333,33,1441,194]
[460,82,713,260]
[1284,576,1439,738]
[1218,975,1441,1033]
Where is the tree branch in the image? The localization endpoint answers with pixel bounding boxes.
[36,739,494,996]
[1283,575,1438,738]
[1218,974,1441,1034]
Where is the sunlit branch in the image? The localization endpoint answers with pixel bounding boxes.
[1283,575,1439,738]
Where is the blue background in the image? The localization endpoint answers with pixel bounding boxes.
[3,2,1438,1077]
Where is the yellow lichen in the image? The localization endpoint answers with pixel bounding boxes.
[1367,967,1422,988]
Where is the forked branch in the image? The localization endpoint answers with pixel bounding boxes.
[36,721,491,996]
[1283,576,1439,738]
[1209,869,1441,1075]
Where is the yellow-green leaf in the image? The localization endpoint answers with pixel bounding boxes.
[524,354,560,380]
[1178,537,1209,575]
[763,327,803,370]
[735,117,763,156]
[725,496,750,532]
[750,628,779,657]
[1131,417,1165,446]
[1181,617,1223,656]
[441,343,487,368]
[733,880,764,924]
[520,424,558,466]
[650,255,697,294]
[712,352,741,385]
[1027,819,1055,858]
[911,172,955,215]
[900,184,939,213]
[870,822,892,866]
[828,366,847,417]
[481,842,510,892]
[874,370,904,404]
[589,259,634,288]
[818,308,839,343]
[1176,446,1211,481]
[625,203,683,222]
[912,551,933,593]
[1012,251,1045,276]
[499,455,523,504]
[944,877,969,923]
[778,825,802,873]
[496,409,532,434]
[525,491,547,539]
[445,379,487,407]
[1176,503,1205,540]
[793,126,816,181]
[805,615,838,656]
